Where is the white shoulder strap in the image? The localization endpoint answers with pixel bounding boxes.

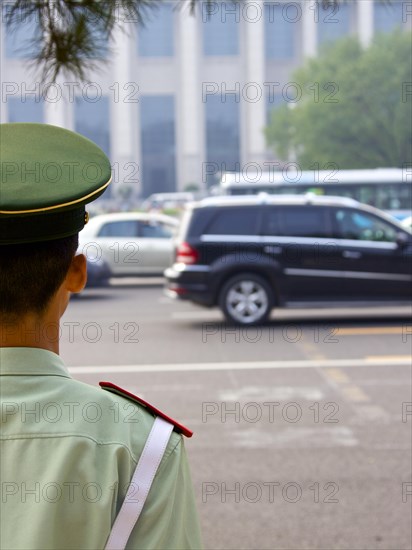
[104,416,174,550]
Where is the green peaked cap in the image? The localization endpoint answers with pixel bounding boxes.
[0,123,112,244]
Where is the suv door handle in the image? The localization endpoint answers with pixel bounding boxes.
[264,245,283,255]
[342,250,362,259]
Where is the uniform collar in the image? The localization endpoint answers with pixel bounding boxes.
[0,347,71,378]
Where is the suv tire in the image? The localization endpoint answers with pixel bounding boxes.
[219,273,273,325]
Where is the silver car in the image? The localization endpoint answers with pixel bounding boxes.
[78,212,179,277]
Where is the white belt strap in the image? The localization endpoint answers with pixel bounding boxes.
[105,417,174,550]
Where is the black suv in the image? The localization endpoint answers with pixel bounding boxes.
[165,195,412,325]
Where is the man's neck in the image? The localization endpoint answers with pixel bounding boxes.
[0,316,60,354]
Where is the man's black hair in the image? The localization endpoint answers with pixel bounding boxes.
[0,234,79,323]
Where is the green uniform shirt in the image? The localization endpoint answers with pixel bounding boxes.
[0,347,202,550]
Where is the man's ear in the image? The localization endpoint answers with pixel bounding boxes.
[65,254,87,293]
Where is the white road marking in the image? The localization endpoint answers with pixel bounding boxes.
[134,384,204,392]
[171,310,224,320]
[219,385,324,402]
[110,277,164,286]
[366,355,411,361]
[229,426,358,449]
[354,405,390,423]
[356,379,411,386]
[68,357,411,375]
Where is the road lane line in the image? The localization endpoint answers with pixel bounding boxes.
[341,385,370,403]
[337,327,406,335]
[323,368,371,406]
[366,355,411,361]
[297,334,327,362]
[68,357,411,375]
[325,368,351,384]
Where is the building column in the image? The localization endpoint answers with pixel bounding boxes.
[43,74,70,128]
[110,20,139,199]
[177,6,202,191]
[0,20,7,123]
[243,4,266,167]
[357,0,374,48]
[302,0,317,58]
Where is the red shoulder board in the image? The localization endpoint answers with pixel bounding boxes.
[99,381,193,438]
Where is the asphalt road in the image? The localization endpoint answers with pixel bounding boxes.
[61,281,412,550]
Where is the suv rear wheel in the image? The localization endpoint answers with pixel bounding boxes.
[219,274,273,325]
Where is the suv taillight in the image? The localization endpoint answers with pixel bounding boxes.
[176,242,199,264]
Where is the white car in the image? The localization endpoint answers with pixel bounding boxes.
[78,212,179,277]
[401,216,412,232]
[141,192,195,212]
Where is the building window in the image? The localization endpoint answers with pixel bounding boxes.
[202,1,239,56]
[317,3,351,46]
[138,4,174,57]
[3,7,40,58]
[7,97,43,122]
[374,1,404,33]
[75,96,111,158]
[75,96,111,198]
[140,96,176,197]
[265,2,301,60]
[205,95,240,187]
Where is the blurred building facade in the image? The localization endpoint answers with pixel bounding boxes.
[0,0,410,200]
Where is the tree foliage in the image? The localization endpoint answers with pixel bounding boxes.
[265,31,412,169]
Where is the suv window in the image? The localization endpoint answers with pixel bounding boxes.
[204,206,261,235]
[98,221,138,237]
[263,206,332,238]
[334,209,398,242]
[139,221,174,239]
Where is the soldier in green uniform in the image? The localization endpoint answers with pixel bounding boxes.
[0,123,203,550]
